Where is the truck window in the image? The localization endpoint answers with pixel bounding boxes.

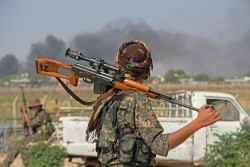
[207,99,240,121]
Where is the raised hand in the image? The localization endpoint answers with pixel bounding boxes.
[195,104,222,128]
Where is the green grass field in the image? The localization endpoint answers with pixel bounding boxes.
[1,84,250,125]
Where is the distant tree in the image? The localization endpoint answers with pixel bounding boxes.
[0,54,19,78]
[211,76,224,83]
[245,71,250,77]
[193,73,210,82]
[164,69,188,83]
[26,35,66,77]
[145,76,157,84]
[174,69,188,78]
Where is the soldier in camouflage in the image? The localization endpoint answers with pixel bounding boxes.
[2,98,55,167]
[86,40,221,167]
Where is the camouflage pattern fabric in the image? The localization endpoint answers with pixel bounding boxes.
[3,109,54,167]
[98,91,169,166]
[27,109,55,135]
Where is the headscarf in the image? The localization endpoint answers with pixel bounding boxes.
[116,40,153,79]
[86,40,153,140]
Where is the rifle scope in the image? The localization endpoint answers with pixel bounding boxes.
[65,48,120,73]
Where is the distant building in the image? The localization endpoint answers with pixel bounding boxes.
[8,73,43,87]
[225,76,250,84]
[179,78,193,84]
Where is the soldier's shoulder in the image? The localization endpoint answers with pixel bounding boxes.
[38,109,49,116]
[125,91,147,99]
[40,109,47,113]
[117,91,145,105]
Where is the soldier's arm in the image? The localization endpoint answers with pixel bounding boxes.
[168,105,221,149]
[135,92,169,156]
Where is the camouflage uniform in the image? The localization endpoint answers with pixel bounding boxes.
[3,109,55,167]
[97,91,169,167]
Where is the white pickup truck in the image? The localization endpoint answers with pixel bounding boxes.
[55,90,250,165]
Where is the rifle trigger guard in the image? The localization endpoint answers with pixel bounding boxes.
[83,77,93,83]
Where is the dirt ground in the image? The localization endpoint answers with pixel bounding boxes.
[0,153,201,167]
[0,153,89,167]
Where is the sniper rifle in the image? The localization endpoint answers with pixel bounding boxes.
[36,48,199,112]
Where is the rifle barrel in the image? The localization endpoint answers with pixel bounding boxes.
[149,89,199,112]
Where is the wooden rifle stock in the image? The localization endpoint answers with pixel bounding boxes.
[36,58,79,86]
[114,81,157,99]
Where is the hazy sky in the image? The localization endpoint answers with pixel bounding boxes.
[0,0,250,61]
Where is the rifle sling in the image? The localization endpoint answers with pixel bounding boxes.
[56,77,96,106]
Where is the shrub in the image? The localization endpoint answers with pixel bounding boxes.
[26,142,66,167]
[204,123,250,167]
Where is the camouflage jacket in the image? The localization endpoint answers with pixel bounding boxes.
[98,91,169,166]
[27,109,55,136]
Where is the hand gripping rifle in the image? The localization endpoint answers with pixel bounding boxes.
[36,48,199,112]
